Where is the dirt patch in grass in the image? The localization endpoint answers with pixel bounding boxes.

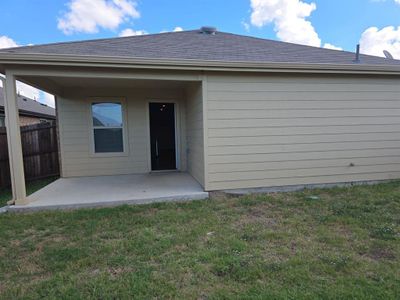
[108,266,135,278]
[368,246,396,261]
[234,208,278,229]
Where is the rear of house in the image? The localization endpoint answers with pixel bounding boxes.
[58,72,400,192]
[1,27,400,205]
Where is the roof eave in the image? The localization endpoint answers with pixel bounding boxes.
[17,110,56,119]
[0,106,55,119]
[1,53,400,75]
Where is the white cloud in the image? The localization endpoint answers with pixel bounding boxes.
[323,43,343,51]
[119,28,147,37]
[160,27,184,33]
[360,26,400,59]
[396,0,400,4]
[0,36,18,49]
[241,21,250,32]
[58,0,140,34]
[250,0,321,47]
[249,0,343,50]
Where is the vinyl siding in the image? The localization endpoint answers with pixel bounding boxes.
[58,87,187,177]
[206,73,400,190]
[186,83,205,186]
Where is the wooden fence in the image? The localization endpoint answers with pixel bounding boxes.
[0,122,60,188]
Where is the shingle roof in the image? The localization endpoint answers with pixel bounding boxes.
[0,29,398,66]
[0,87,56,119]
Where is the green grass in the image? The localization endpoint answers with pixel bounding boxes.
[0,177,58,207]
[0,181,399,299]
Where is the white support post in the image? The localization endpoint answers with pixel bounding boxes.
[3,71,27,205]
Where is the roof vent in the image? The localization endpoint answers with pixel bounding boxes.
[200,26,217,35]
[353,44,361,63]
[383,50,394,59]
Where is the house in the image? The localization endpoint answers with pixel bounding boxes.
[0,86,55,126]
[1,27,400,206]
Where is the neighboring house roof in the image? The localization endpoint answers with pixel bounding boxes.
[0,87,56,119]
[0,29,398,67]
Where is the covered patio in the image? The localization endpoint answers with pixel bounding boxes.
[9,172,208,212]
[1,64,206,208]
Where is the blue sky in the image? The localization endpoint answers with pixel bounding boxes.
[0,0,399,52]
[0,0,400,106]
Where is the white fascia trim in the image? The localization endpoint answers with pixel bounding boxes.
[1,53,400,75]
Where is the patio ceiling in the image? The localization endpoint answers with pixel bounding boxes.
[21,76,193,90]
[3,65,202,96]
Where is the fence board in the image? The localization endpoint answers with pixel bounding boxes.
[0,122,60,188]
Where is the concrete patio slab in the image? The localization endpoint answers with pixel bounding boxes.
[9,172,209,212]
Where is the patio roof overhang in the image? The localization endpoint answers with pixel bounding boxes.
[0,61,204,206]
[0,64,203,98]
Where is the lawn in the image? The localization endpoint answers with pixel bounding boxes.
[0,181,399,299]
[0,177,57,207]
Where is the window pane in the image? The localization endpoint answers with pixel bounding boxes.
[94,128,123,153]
[92,103,122,127]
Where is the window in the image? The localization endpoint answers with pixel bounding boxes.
[0,115,5,127]
[91,102,124,153]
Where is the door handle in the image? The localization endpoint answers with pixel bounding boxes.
[155,139,159,157]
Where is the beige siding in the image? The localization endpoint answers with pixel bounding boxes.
[58,87,187,177]
[186,83,205,186]
[206,73,400,190]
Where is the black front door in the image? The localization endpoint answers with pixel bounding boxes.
[149,103,176,171]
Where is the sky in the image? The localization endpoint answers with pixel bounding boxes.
[1,0,400,107]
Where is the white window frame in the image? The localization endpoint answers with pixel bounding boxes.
[88,98,129,157]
